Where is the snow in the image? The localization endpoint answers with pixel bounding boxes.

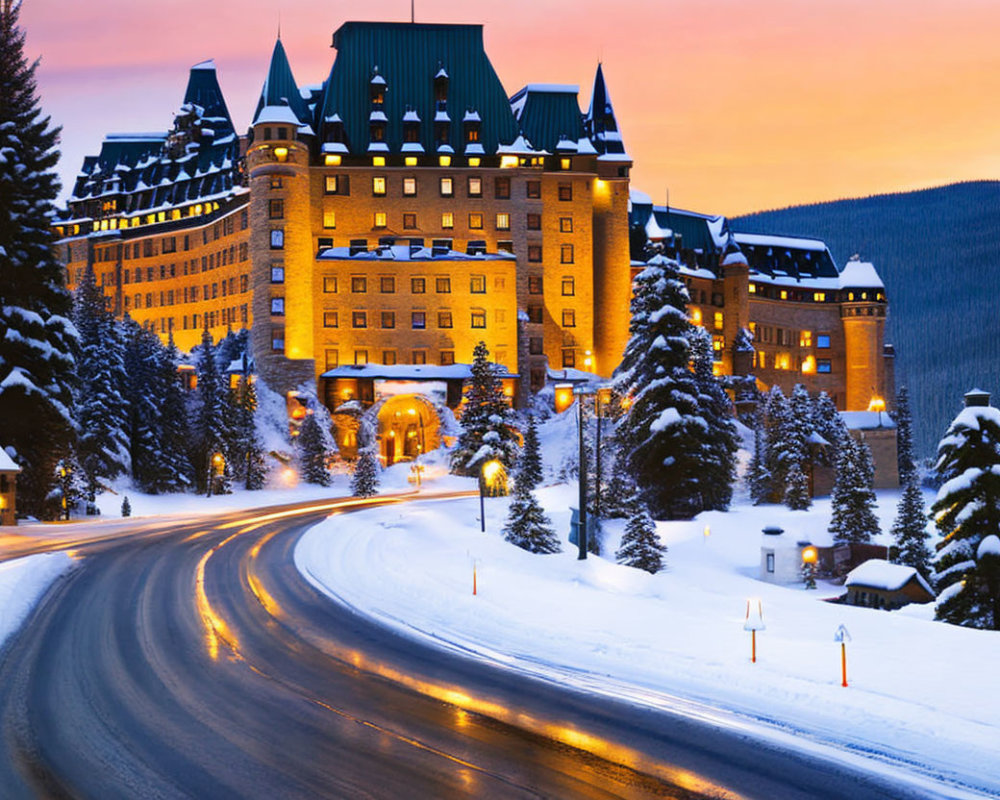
[649,407,681,431]
[977,535,1000,559]
[629,188,653,206]
[255,105,302,126]
[735,232,828,252]
[0,553,74,650]
[840,410,896,430]
[292,413,1000,796]
[0,448,19,472]
[320,363,515,381]
[845,559,932,595]
[838,260,884,290]
[523,83,579,94]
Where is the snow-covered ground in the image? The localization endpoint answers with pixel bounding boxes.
[295,418,1000,797]
[0,552,74,649]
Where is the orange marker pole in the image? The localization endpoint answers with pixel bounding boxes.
[473,564,477,596]
[841,642,848,687]
[751,629,756,663]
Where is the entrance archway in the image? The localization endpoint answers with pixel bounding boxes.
[376,394,440,466]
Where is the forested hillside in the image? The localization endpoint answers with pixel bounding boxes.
[733,181,1000,459]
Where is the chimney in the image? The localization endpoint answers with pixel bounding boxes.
[964,389,991,408]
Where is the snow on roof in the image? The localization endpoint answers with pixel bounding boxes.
[545,367,602,383]
[722,249,749,266]
[629,189,653,206]
[0,448,20,472]
[255,105,301,126]
[735,232,827,252]
[840,411,896,430]
[321,363,516,381]
[645,214,670,240]
[106,133,168,142]
[838,260,883,289]
[846,559,933,596]
[524,83,579,94]
[402,109,421,122]
[463,109,481,122]
[191,60,216,71]
[321,142,349,154]
[497,135,547,155]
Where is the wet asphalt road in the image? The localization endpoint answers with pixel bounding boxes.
[0,494,958,798]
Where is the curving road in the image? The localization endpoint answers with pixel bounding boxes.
[0,494,964,799]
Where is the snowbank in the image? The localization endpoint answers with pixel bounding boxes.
[0,552,74,649]
[296,488,1000,797]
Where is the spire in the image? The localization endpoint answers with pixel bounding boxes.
[253,37,309,125]
[584,63,626,157]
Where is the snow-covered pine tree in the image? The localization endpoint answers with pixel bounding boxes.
[73,264,130,496]
[891,475,932,579]
[785,462,812,510]
[829,435,879,544]
[502,469,560,554]
[297,412,332,486]
[154,332,194,492]
[232,372,267,490]
[351,414,379,497]
[616,493,667,574]
[780,384,813,510]
[747,407,772,505]
[760,386,791,501]
[0,4,78,518]
[812,390,846,464]
[450,341,519,478]
[517,413,544,492]
[601,430,635,519]
[690,327,738,511]
[894,385,917,485]
[930,400,1000,629]
[612,256,713,519]
[51,456,85,520]
[191,328,231,495]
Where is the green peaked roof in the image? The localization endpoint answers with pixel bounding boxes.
[254,38,309,125]
[510,85,583,153]
[183,61,234,133]
[318,21,519,154]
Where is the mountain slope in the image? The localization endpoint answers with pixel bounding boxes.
[733,181,1000,459]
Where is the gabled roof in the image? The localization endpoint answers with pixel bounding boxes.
[584,63,627,158]
[318,22,519,154]
[181,60,234,133]
[254,38,309,125]
[846,559,934,598]
[509,84,584,154]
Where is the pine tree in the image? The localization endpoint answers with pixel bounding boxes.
[73,265,130,495]
[891,475,932,578]
[121,496,131,517]
[51,456,85,520]
[351,415,380,497]
[154,333,195,492]
[690,327,738,511]
[191,328,231,495]
[601,432,635,519]
[812,390,846,467]
[517,413,544,492]
[894,385,917,485]
[930,401,1000,629]
[779,385,813,510]
[612,257,715,519]
[0,4,78,518]
[747,409,773,505]
[297,413,332,486]
[616,494,667,574]
[232,372,267,490]
[450,341,519,478]
[829,436,879,544]
[785,462,812,510]
[503,474,561,554]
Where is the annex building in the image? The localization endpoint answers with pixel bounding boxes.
[55,19,894,463]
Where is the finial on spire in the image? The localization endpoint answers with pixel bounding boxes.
[277,10,281,40]
[411,0,415,23]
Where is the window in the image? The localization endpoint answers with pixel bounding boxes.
[411,312,426,329]
[562,309,576,327]
[437,311,453,328]
[471,309,486,328]
[412,350,427,364]
[271,327,285,352]
[562,350,575,367]
[411,277,426,294]
[559,217,573,233]
[527,305,543,324]
[440,177,453,197]
[403,213,417,229]
[352,311,367,328]
[817,359,832,373]
[373,211,387,229]
[271,297,285,316]
[498,240,514,254]
[403,177,417,196]
[354,350,369,365]
[526,181,541,199]
[468,177,482,197]
[528,276,543,294]
[800,330,813,348]
[494,177,511,199]
[468,213,483,230]
[817,334,831,349]
[558,183,572,201]
[441,212,454,229]
[325,175,349,195]
[270,230,284,249]
[351,276,367,293]
[529,337,543,355]
[560,244,574,264]
[373,176,386,196]
[381,311,395,329]
[714,311,724,330]
[270,176,283,190]
[528,245,542,263]
[527,213,541,230]
[814,292,826,302]
[439,350,455,366]
[470,275,486,294]
[323,210,336,229]
[436,277,451,293]
[766,553,775,573]
[271,266,285,283]
[382,350,397,366]
[323,311,339,328]
[561,276,575,296]
[495,213,510,231]
[325,350,339,370]
[380,276,395,293]
[323,276,338,293]
[268,199,284,219]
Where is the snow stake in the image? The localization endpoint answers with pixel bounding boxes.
[834,624,851,687]
[473,563,477,596]
[743,599,765,663]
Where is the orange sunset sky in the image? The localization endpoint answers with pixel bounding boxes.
[22,0,1000,216]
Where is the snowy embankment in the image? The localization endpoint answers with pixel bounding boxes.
[0,552,74,649]
[296,487,1000,798]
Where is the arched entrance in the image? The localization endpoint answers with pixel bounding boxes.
[377,394,441,466]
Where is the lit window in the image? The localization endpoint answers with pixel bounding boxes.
[373,176,386,196]
[499,155,518,169]
[780,289,788,300]
[775,352,791,370]
[814,292,826,302]
[323,276,337,293]
[439,155,452,167]
[440,177,454,196]
[470,275,486,294]
[817,334,831,349]
[374,212,387,228]
[496,213,510,231]
[714,311,723,330]
[749,283,756,294]
[372,156,386,167]
[468,157,481,167]
[560,157,571,170]
[800,331,813,348]
[352,311,367,328]
[691,307,703,326]
[325,349,339,369]
[403,177,417,196]
[404,157,417,167]
[441,212,454,229]
[471,310,486,328]
[468,177,482,197]
[355,350,369,365]
[411,312,426,329]
[323,210,336,229]
[802,355,816,374]
[324,154,341,166]
[468,213,483,230]
[323,311,338,328]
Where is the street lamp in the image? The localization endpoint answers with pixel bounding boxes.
[207,451,225,497]
[479,459,504,533]
[801,545,818,589]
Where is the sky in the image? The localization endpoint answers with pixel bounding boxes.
[21,0,1000,216]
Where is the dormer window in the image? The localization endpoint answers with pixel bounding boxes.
[403,107,421,143]
[370,123,385,142]
[370,68,386,106]
[434,66,449,105]
[463,110,481,144]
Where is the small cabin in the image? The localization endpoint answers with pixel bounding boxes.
[845,559,934,610]
[0,448,21,526]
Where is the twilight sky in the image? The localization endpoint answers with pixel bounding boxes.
[22,0,1000,216]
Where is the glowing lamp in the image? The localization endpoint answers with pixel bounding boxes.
[291,407,306,421]
[801,546,818,564]
[325,154,342,166]
[499,155,518,169]
[802,356,816,374]
[273,146,289,162]
[868,397,886,413]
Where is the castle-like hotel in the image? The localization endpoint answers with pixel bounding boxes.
[55,20,894,459]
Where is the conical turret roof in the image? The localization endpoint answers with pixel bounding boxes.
[253,38,309,125]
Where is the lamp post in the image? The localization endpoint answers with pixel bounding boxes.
[479,459,503,533]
